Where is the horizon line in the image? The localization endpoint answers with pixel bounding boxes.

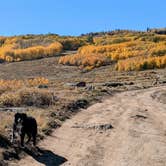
[1,27,166,37]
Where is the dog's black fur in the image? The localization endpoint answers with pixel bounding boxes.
[12,113,37,147]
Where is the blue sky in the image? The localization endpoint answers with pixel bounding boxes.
[0,0,165,36]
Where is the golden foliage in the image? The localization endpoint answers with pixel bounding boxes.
[59,53,111,68]
[116,55,166,71]
[78,41,149,60]
[58,41,148,68]
[0,42,63,62]
[150,42,166,56]
[59,36,166,71]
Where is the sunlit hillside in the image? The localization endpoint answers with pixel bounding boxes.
[0,29,166,71]
[0,34,90,62]
[59,30,166,71]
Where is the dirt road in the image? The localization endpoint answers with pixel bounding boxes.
[11,86,166,166]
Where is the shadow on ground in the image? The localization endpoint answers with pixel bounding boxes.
[0,134,11,149]
[23,146,67,166]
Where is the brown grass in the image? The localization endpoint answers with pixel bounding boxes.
[0,88,55,107]
[0,77,49,95]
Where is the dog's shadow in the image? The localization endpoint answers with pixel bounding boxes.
[23,146,67,166]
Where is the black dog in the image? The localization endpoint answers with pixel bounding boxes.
[12,113,37,147]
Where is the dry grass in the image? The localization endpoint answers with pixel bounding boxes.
[0,112,13,134]
[0,77,49,95]
[19,88,55,107]
[0,88,55,107]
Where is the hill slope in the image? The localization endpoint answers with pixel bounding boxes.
[11,86,166,166]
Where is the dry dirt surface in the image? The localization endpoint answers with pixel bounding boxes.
[10,86,166,166]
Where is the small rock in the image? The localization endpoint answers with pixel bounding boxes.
[98,124,113,130]
[65,82,86,88]
[72,123,113,131]
[131,115,147,119]
[67,99,89,111]
[125,82,134,85]
[104,82,124,87]
[38,84,48,89]
[76,82,86,87]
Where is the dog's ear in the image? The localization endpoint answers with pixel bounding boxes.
[14,113,19,118]
[14,113,21,123]
[21,113,27,121]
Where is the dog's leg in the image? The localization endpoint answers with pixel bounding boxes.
[11,123,16,143]
[20,131,25,147]
[26,133,31,144]
[32,132,37,146]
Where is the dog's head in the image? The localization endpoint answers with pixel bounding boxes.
[14,113,27,124]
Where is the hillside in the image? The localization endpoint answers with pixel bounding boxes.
[0,30,166,72]
[59,30,166,71]
[0,29,166,165]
